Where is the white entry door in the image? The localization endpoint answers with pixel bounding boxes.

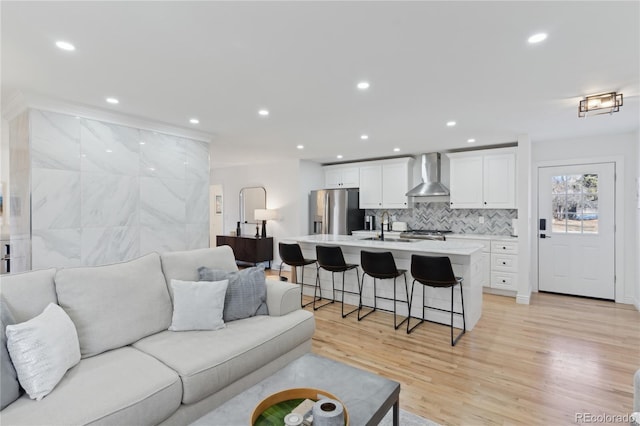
[537,163,615,299]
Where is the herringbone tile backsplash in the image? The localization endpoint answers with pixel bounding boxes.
[366,202,517,235]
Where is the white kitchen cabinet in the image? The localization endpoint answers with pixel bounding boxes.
[324,165,360,189]
[359,164,383,208]
[448,148,516,209]
[359,158,412,209]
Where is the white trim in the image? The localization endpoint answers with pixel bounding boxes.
[516,293,531,304]
[2,91,214,143]
[533,155,626,303]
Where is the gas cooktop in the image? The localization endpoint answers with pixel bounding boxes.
[399,229,452,241]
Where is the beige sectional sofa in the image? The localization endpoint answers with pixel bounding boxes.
[0,246,315,425]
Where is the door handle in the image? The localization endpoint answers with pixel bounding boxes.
[540,234,551,239]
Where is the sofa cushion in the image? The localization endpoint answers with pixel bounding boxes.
[168,279,228,331]
[0,347,182,426]
[133,309,315,404]
[198,265,269,322]
[160,246,238,300]
[6,303,81,400]
[54,253,172,358]
[0,296,21,409]
[0,268,57,323]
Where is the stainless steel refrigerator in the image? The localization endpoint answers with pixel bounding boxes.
[309,189,364,235]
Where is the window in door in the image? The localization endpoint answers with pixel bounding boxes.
[551,174,598,234]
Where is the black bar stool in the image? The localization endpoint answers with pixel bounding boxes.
[407,254,466,346]
[359,251,409,330]
[315,245,360,317]
[278,243,318,308]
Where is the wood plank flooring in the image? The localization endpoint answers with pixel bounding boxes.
[269,271,640,425]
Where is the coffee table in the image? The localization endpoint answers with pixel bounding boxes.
[191,353,400,426]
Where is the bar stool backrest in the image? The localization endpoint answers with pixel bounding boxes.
[411,255,457,287]
[316,245,347,269]
[361,251,399,278]
[279,243,306,266]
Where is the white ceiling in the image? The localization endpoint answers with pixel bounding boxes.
[2,1,639,167]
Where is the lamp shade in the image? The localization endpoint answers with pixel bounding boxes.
[254,209,278,221]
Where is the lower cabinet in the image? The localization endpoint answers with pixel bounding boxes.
[447,236,518,294]
[216,235,274,268]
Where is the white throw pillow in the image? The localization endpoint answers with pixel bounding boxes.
[169,279,229,331]
[5,303,81,400]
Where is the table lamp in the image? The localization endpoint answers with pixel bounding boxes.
[254,209,278,238]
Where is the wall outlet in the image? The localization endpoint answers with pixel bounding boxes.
[478,216,485,224]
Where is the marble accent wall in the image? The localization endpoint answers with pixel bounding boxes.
[8,111,32,272]
[366,201,517,235]
[19,109,209,270]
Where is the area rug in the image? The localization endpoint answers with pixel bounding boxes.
[379,408,440,426]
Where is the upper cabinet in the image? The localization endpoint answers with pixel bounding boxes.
[447,148,516,209]
[324,165,360,189]
[359,158,413,209]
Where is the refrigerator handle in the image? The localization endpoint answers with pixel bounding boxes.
[323,192,330,234]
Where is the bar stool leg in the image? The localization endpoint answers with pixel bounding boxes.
[313,265,334,311]
[450,282,466,346]
[393,273,409,330]
[357,273,377,321]
[341,269,358,318]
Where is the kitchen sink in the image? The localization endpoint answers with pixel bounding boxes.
[358,237,418,243]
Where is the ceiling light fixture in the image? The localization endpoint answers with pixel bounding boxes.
[189,118,199,124]
[578,92,623,117]
[296,145,304,150]
[528,33,548,44]
[105,97,119,104]
[139,141,146,145]
[393,148,400,152]
[467,138,476,143]
[337,155,343,159]
[55,40,75,51]
[360,134,369,140]
[258,109,269,116]
[357,81,370,90]
[446,121,456,127]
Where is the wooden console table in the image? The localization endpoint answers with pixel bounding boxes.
[216,235,273,269]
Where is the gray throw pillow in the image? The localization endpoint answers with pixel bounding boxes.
[1,297,21,409]
[198,265,269,322]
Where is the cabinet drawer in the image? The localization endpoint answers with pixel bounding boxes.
[491,240,518,254]
[491,272,517,291]
[491,253,518,272]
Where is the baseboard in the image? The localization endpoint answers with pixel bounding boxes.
[516,293,531,305]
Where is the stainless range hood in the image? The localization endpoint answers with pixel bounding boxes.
[405,153,450,197]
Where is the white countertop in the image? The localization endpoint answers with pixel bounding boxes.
[288,234,484,256]
[447,233,518,242]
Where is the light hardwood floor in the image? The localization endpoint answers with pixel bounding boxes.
[269,271,640,425]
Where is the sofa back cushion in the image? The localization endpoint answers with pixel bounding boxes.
[54,253,172,358]
[160,246,238,300]
[0,268,57,323]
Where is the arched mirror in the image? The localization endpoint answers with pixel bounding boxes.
[239,187,266,223]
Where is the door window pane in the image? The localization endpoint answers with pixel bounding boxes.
[550,174,598,234]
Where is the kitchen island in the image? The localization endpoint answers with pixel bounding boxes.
[283,235,485,331]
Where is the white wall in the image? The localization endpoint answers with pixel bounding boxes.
[532,131,638,307]
[210,159,323,268]
[636,130,640,310]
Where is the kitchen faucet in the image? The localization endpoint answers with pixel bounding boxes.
[380,210,390,241]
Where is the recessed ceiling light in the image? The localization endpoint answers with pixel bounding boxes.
[105,149,113,153]
[139,141,146,145]
[337,155,343,159]
[393,148,400,152]
[528,33,548,44]
[446,121,456,127]
[467,138,476,143]
[106,97,119,104]
[189,118,199,124]
[149,167,156,172]
[55,41,75,51]
[360,134,369,140]
[258,109,269,116]
[296,145,304,150]
[357,81,370,90]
